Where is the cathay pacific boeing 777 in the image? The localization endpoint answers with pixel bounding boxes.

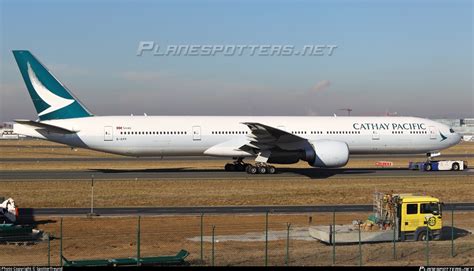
[12,51,462,174]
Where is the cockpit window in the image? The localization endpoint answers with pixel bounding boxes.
[449,128,455,133]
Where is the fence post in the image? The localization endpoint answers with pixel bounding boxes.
[393,221,396,260]
[59,217,63,267]
[425,218,429,266]
[200,213,204,263]
[211,225,216,266]
[47,233,51,267]
[451,207,455,257]
[265,211,269,266]
[358,223,362,266]
[285,223,291,266]
[332,211,336,265]
[90,175,94,215]
[137,216,141,266]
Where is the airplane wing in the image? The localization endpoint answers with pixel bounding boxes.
[14,119,77,134]
[241,122,312,162]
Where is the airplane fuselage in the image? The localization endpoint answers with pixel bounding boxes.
[15,115,461,158]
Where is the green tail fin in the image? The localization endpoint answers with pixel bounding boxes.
[12,50,93,120]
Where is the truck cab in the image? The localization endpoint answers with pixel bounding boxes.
[397,195,443,241]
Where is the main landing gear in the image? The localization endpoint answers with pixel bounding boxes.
[224,159,277,174]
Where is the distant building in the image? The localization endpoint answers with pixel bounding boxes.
[432,118,474,141]
[0,122,19,140]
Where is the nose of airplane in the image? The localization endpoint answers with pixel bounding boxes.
[455,132,462,143]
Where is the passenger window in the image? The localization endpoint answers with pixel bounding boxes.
[406,204,418,214]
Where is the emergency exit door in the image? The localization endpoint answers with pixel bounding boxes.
[104,126,113,141]
[192,126,201,141]
[429,126,437,140]
[372,130,380,140]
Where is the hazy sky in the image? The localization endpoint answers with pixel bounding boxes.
[0,0,472,122]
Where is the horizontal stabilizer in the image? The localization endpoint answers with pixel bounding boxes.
[14,119,77,134]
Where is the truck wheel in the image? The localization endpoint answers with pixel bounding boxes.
[452,163,460,171]
[417,231,431,241]
[424,163,432,171]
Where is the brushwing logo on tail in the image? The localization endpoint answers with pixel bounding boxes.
[27,62,74,116]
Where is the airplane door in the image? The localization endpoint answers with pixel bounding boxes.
[192,126,201,141]
[372,130,380,140]
[104,126,113,141]
[429,126,437,140]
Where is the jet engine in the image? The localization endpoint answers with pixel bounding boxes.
[304,140,349,168]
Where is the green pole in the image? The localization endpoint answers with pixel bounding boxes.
[358,223,362,266]
[451,207,455,257]
[47,233,51,267]
[426,218,429,266]
[265,211,268,266]
[285,223,291,266]
[200,213,204,263]
[59,218,63,267]
[137,216,141,266]
[393,221,396,260]
[332,211,336,265]
[212,225,215,267]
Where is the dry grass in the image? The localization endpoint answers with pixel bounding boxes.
[1,176,472,208]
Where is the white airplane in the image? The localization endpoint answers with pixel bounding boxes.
[12,50,462,174]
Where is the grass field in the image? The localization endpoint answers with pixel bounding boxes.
[1,177,472,208]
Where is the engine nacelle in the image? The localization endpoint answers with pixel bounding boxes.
[305,140,349,168]
[266,151,304,164]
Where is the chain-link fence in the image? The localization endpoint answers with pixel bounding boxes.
[0,209,472,266]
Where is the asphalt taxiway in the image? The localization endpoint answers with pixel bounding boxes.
[0,167,472,180]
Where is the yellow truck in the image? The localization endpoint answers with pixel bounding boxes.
[309,193,443,243]
[397,194,443,241]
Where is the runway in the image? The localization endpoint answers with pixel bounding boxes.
[19,203,474,217]
[1,167,472,180]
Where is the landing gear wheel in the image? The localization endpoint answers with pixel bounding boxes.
[258,166,267,174]
[267,166,276,174]
[224,163,232,171]
[424,163,432,171]
[246,165,257,174]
